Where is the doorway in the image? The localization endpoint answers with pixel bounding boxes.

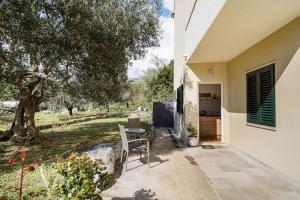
[198,83,222,142]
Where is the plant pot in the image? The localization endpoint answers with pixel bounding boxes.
[187,136,199,147]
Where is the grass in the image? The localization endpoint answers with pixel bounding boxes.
[0,111,92,131]
[34,104,136,126]
[0,106,142,199]
[0,113,14,131]
[0,104,136,132]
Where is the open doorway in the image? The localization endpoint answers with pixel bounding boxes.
[198,84,222,143]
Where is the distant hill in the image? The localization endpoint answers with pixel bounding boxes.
[128,77,142,83]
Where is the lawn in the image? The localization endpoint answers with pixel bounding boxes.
[0,104,136,131]
[0,111,98,132]
[0,108,142,199]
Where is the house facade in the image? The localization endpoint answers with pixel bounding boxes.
[174,0,300,180]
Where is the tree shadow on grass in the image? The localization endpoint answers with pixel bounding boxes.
[0,118,127,173]
[0,115,139,199]
[0,118,180,200]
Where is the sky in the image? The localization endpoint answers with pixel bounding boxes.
[128,0,174,79]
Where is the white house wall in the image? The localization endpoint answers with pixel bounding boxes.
[175,0,300,180]
[227,17,300,180]
[185,63,229,143]
[174,0,186,139]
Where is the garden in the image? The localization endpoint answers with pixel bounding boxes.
[0,107,136,199]
[0,0,173,199]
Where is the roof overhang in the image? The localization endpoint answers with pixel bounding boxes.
[187,0,300,63]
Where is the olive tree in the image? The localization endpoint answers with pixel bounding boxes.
[0,0,162,138]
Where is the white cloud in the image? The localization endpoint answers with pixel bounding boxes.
[163,0,175,11]
[128,0,174,79]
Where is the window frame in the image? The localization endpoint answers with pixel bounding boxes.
[246,63,276,128]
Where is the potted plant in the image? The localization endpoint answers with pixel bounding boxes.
[186,123,199,147]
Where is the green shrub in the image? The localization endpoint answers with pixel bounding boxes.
[187,123,198,137]
[50,153,114,200]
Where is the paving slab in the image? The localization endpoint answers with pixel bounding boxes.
[101,129,219,200]
[102,128,300,200]
[184,144,300,200]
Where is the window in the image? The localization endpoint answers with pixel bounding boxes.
[176,85,183,114]
[247,64,276,127]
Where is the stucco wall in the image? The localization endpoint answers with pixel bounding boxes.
[175,0,300,180]
[185,0,226,60]
[227,17,300,179]
[174,0,185,90]
[185,63,229,142]
[184,0,196,26]
[174,0,186,139]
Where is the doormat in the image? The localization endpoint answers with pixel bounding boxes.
[213,145,226,149]
[200,145,215,149]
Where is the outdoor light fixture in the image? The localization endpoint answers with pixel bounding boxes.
[207,68,215,75]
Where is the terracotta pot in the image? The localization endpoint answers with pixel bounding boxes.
[187,136,199,147]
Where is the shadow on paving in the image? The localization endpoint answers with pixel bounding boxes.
[113,128,177,177]
[102,128,219,200]
[112,188,158,200]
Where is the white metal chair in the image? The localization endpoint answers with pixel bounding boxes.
[118,124,150,171]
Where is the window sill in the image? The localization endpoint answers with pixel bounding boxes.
[246,123,276,131]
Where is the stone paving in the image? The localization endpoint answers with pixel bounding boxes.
[101,128,218,200]
[185,144,300,200]
[102,128,300,200]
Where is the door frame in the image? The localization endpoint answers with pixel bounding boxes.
[197,82,224,143]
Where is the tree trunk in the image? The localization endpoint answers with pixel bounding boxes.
[12,102,26,137]
[11,95,40,138]
[106,104,110,113]
[67,107,73,116]
[23,95,40,138]
[24,101,36,128]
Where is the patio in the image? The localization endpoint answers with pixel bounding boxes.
[185,145,300,200]
[102,128,218,200]
[102,128,300,200]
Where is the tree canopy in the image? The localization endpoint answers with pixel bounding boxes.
[129,59,174,108]
[0,0,162,138]
[147,60,174,101]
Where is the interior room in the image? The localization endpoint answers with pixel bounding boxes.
[198,84,222,142]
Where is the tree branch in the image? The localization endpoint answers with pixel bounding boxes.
[16,70,54,81]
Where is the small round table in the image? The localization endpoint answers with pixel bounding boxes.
[125,128,146,138]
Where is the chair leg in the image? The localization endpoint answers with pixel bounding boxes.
[139,149,142,158]
[147,147,150,168]
[125,151,128,171]
[120,149,123,164]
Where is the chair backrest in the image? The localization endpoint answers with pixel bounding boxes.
[128,118,140,128]
[118,124,128,151]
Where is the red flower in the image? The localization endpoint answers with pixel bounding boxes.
[19,148,29,161]
[8,159,16,167]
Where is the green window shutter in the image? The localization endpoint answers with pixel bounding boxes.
[246,64,276,127]
[247,72,259,124]
[258,64,275,127]
[176,87,180,113]
[176,85,184,114]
